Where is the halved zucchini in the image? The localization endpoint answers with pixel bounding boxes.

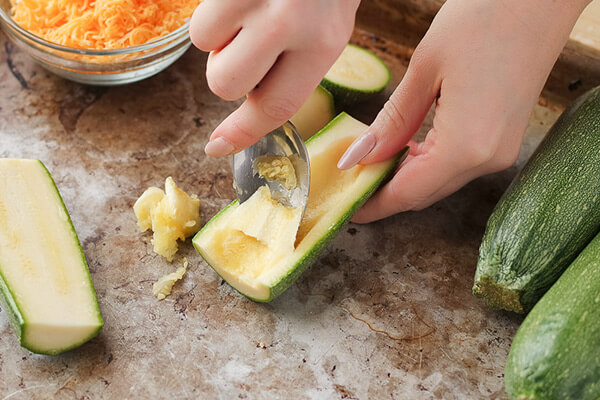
[0,159,103,355]
[193,113,401,302]
[322,44,391,106]
[290,85,335,141]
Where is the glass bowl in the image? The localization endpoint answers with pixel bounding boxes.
[0,0,192,86]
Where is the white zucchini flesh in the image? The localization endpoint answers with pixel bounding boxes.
[0,159,102,355]
[290,85,335,141]
[194,113,400,302]
[323,44,390,93]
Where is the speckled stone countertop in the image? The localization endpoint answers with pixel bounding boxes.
[0,4,598,399]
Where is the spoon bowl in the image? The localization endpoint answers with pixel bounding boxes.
[233,122,310,215]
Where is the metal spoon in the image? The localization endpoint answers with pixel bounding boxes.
[233,122,310,215]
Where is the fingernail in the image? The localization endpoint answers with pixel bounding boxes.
[205,137,235,157]
[337,132,376,170]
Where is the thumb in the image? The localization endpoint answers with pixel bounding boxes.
[337,57,440,170]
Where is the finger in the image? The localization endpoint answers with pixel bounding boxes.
[406,167,487,211]
[414,138,522,209]
[337,53,440,170]
[350,127,471,223]
[189,0,247,52]
[352,81,528,223]
[406,139,420,156]
[206,26,285,101]
[205,50,333,156]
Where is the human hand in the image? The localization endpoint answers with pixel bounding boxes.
[337,0,592,223]
[190,0,360,157]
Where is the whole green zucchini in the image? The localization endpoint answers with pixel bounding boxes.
[473,86,600,313]
[504,231,600,400]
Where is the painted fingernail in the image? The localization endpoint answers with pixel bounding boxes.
[205,137,235,157]
[337,132,376,170]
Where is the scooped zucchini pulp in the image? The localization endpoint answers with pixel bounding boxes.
[0,159,103,355]
[193,113,401,301]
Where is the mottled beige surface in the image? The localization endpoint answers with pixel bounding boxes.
[0,11,594,400]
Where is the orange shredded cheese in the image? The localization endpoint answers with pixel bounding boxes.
[10,0,200,50]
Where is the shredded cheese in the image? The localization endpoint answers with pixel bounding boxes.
[10,0,200,50]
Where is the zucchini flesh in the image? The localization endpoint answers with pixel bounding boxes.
[321,44,390,106]
[290,85,335,141]
[193,113,401,302]
[504,231,600,400]
[474,86,600,313]
[0,159,103,355]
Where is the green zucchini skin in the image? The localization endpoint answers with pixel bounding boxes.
[321,44,390,106]
[473,86,600,313]
[504,231,600,400]
[193,113,404,302]
[320,77,387,107]
[0,160,103,355]
[264,147,403,302]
